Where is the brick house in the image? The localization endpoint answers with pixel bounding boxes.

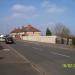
[10,25,41,39]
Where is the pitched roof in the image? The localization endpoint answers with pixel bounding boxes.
[11,25,41,33]
[11,28,22,33]
[21,25,41,32]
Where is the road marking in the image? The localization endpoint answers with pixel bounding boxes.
[32,47,43,51]
[51,52,70,58]
[24,44,29,46]
[3,49,10,51]
[51,46,70,50]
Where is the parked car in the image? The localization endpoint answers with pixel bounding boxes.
[0,34,5,42]
[5,37,14,44]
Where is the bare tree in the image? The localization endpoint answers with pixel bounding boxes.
[54,23,71,37]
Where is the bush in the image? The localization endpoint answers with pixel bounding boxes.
[72,37,75,45]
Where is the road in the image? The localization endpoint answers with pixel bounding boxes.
[1,40,75,75]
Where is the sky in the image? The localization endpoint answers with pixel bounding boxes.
[0,0,75,35]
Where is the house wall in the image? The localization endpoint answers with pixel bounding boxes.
[11,32,41,39]
[26,32,41,36]
[33,32,41,36]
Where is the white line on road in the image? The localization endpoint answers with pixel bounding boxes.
[24,44,29,46]
[51,52,70,58]
[32,47,43,51]
[3,49,10,51]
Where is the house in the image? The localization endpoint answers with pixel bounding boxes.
[21,25,41,36]
[10,25,41,39]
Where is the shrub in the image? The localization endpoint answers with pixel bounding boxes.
[46,28,52,36]
[72,37,75,45]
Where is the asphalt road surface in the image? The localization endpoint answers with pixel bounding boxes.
[1,40,75,75]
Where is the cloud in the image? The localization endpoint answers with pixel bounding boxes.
[11,4,36,13]
[5,13,39,20]
[42,1,50,7]
[5,4,38,20]
[42,1,66,13]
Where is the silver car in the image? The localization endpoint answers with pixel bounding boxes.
[0,35,5,42]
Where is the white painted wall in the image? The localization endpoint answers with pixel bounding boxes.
[22,36,57,44]
[25,32,41,36]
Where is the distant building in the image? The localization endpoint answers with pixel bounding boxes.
[10,25,41,39]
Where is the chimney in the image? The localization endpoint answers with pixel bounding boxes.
[28,25,32,27]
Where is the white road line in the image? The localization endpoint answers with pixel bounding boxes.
[24,41,41,46]
[32,47,43,51]
[3,49,10,51]
[51,46,70,50]
[24,44,29,46]
[51,52,70,58]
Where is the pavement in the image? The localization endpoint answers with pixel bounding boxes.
[0,42,41,75]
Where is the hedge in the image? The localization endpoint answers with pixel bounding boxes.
[72,37,75,45]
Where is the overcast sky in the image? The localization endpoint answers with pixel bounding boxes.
[0,0,75,35]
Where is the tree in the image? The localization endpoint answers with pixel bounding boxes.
[46,28,52,36]
[54,23,71,37]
